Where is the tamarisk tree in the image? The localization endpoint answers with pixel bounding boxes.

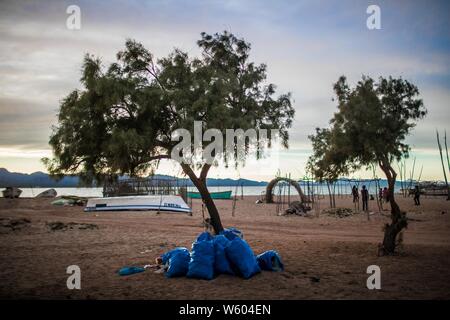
[43,31,294,234]
[308,76,426,254]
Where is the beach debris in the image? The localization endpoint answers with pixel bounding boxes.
[309,276,320,283]
[322,207,357,218]
[255,199,263,204]
[155,228,281,280]
[152,257,167,273]
[0,217,31,233]
[118,266,146,276]
[283,201,311,216]
[154,268,165,274]
[51,196,86,206]
[201,218,214,232]
[256,250,284,271]
[1,187,22,199]
[36,188,57,198]
[162,247,191,278]
[46,221,98,232]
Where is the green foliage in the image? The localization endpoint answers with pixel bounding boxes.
[307,75,426,181]
[43,32,294,183]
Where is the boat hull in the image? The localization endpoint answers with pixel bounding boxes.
[84,195,191,213]
[187,190,232,199]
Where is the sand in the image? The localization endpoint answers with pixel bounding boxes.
[0,194,449,299]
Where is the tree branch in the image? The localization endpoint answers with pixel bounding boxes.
[148,154,170,162]
[145,63,167,93]
[200,163,211,181]
[180,163,199,182]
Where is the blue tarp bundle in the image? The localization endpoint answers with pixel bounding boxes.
[161,247,191,278]
[220,227,243,240]
[256,250,284,271]
[225,237,261,279]
[161,228,283,280]
[187,233,215,280]
[213,235,235,275]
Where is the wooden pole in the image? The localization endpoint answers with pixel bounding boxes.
[409,157,416,192]
[399,160,404,197]
[445,131,450,176]
[288,173,291,206]
[437,130,450,200]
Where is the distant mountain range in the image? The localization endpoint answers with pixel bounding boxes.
[0,168,268,188]
[0,167,425,189]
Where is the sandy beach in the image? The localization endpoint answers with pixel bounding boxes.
[1,195,449,300]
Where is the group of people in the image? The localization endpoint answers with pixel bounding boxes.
[351,185,370,211]
[379,187,390,203]
[351,184,422,211]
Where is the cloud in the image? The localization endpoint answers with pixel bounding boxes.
[0,97,56,149]
[0,0,449,179]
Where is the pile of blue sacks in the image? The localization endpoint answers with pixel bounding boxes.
[160,227,284,280]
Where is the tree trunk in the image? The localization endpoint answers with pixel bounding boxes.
[180,164,224,234]
[326,181,334,208]
[265,177,308,203]
[379,160,408,255]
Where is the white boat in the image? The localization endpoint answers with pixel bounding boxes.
[84,195,191,213]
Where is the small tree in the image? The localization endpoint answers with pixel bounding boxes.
[43,31,294,234]
[308,75,426,254]
[307,128,342,208]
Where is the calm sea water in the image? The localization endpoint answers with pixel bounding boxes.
[9,181,403,198]
[12,186,266,198]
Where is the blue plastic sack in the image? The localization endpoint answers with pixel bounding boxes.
[225,237,260,279]
[118,266,145,276]
[256,250,284,271]
[196,231,213,242]
[220,227,243,241]
[161,247,190,278]
[213,235,234,275]
[187,239,215,280]
[161,247,189,264]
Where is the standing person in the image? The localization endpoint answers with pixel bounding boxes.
[352,185,359,203]
[378,188,383,201]
[413,185,421,206]
[382,187,389,203]
[361,185,369,211]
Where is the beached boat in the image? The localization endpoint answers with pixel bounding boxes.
[187,190,232,199]
[36,188,57,198]
[2,187,22,198]
[84,195,192,213]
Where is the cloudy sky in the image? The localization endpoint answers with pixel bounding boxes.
[0,0,449,181]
